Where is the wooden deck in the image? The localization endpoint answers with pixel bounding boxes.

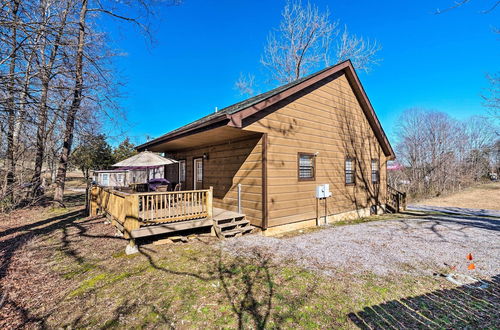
[89,186,252,240]
[90,186,213,238]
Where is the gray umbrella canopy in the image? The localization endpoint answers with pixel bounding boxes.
[112,151,177,168]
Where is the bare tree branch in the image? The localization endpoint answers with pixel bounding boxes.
[234,72,256,97]
[435,0,499,14]
[257,0,380,86]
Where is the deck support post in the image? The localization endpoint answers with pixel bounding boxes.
[316,198,320,226]
[123,195,140,239]
[208,186,215,236]
[125,239,139,255]
[207,186,213,219]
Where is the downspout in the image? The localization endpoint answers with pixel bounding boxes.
[237,183,242,214]
[262,133,268,230]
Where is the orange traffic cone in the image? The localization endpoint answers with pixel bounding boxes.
[466,253,475,270]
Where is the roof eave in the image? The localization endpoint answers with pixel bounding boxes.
[136,114,229,151]
[137,60,395,159]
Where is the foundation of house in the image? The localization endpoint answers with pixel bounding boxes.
[261,205,386,236]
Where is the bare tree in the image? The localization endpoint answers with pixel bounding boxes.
[53,0,181,204]
[53,0,88,204]
[0,0,181,209]
[434,1,499,134]
[483,73,499,132]
[259,0,381,86]
[2,0,20,199]
[336,27,381,72]
[261,0,336,84]
[393,109,497,198]
[31,0,72,197]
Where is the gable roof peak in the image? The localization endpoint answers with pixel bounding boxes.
[137,60,395,159]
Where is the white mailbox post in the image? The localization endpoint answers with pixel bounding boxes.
[316,184,332,225]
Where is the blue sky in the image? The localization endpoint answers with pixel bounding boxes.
[103,0,499,146]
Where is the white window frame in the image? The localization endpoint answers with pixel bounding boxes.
[178,160,186,183]
[194,158,203,189]
[345,158,355,185]
[101,173,109,186]
[371,159,380,184]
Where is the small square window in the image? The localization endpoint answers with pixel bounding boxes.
[298,153,315,181]
[345,158,355,185]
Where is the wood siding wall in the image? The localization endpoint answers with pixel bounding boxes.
[166,136,263,226]
[243,73,389,227]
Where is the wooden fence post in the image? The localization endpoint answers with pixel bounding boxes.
[123,194,140,239]
[207,186,213,219]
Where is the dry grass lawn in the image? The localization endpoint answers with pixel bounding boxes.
[416,182,500,210]
[1,193,498,328]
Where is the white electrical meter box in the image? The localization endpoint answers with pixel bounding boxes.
[316,184,332,198]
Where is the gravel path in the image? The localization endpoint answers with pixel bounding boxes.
[409,204,500,218]
[222,209,500,277]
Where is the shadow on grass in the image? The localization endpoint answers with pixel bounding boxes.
[213,249,316,329]
[348,274,500,328]
[136,241,316,329]
[0,207,124,328]
[1,203,317,328]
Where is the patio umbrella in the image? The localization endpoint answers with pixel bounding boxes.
[112,151,178,185]
[112,151,177,168]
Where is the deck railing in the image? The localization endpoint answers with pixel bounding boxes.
[90,186,213,238]
[386,185,406,212]
[138,190,212,223]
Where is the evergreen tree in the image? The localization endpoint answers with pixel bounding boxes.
[113,138,137,163]
[70,134,114,180]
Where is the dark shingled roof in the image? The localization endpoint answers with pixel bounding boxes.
[137,60,395,159]
[142,64,336,145]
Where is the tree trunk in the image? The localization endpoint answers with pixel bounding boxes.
[32,75,50,196]
[54,0,88,204]
[4,0,20,199]
[32,3,69,197]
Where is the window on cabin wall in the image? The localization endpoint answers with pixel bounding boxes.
[345,158,355,185]
[371,159,380,184]
[196,159,203,181]
[102,173,109,186]
[178,160,186,183]
[298,153,315,181]
[116,173,124,186]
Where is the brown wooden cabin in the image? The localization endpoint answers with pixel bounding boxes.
[131,60,398,236]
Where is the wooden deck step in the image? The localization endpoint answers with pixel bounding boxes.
[239,226,254,233]
[213,216,245,226]
[212,208,254,239]
[217,219,249,229]
[385,204,397,213]
[220,229,242,238]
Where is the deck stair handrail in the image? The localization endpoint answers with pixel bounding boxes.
[90,186,213,238]
[386,185,406,212]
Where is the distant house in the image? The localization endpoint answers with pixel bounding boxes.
[135,60,395,234]
[93,167,164,188]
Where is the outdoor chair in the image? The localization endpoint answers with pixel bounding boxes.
[156,185,169,192]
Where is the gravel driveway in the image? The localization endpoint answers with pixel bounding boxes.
[222,207,500,277]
